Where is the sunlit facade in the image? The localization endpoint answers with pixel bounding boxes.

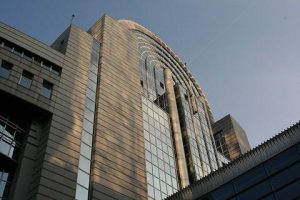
[131,27,222,199]
[0,15,230,200]
[212,114,251,160]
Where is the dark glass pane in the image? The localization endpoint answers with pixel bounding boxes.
[41,80,53,98]
[270,162,300,189]
[238,180,271,200]
[275,180,300,199]
[265,147,299,175]
[0,140,10,156]
[233,165,267,192]
[212,183,235,200]
[19,70,33,88]
[0,60,13,79]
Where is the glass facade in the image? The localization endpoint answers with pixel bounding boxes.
[75,39,100,200]
[0,115,25,161]
[143,97,178,200]
[0,60,13,79]
[19,70,33,89]
[134,30,220,199]
[214,131,230,159]
[40,80,53,98]
[175,85,218,181]
[209,143,300,200]
[0,114,26,199]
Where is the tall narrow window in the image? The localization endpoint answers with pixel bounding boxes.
[19,70,33,88]
[0,60,13,79]
[40,80,53,98]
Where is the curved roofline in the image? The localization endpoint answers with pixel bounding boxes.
[118,19,213,117]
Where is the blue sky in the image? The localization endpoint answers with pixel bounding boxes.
[1,0,299,147]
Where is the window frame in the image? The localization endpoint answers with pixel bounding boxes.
[40,80,53,98]
[0,60,13,79]
[19,70,34,89]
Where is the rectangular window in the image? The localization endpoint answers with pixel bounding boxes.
[40,80,53,98]
[19,70,33,88]
[0,60,13,79]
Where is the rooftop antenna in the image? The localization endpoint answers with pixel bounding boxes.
[70,14,75,25]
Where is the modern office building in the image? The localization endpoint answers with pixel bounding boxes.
[167,121,300,200]
[212,114,251,160]
[0,15,229,200]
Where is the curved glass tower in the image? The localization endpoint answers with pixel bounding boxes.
[119,20,220,200]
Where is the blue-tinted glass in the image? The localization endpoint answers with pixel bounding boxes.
[0,140,10,157]
[82,119,93,133]
[86,88,96,101]
[92,40,100,52]
[84,108,94,123]
[238,180,271,200]
[75,184,88,200]
[0,67,10,78]
[77,169,89,188]
[212,183,235,200]
[81,131,92,145]
[80,142,92,159]
[19,71,33,88]
[41,81,53,98]
[90,64,97,74]
[234,165,267,192]
[91,55,98,66]
[87,79,96,91]
[262,194,276,200]
[0,182,6,198]
[0,60,13,79]
[265,147,299,175]
[89,71,97,83]
[78,155,90,173]
[270,162,300,189]
[85,98,95,112]
[275,180,300,199]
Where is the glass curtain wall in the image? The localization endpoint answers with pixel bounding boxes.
[0,114,27,199]
[134,30,220,200]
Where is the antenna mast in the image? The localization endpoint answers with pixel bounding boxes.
[70,14,75,25]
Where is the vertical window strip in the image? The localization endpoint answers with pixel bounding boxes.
[75,40,100,200]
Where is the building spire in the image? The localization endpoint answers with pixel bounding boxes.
[70,14,75,25]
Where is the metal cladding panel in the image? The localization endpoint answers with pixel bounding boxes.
[33,26,94,199]
[89,16,147,199]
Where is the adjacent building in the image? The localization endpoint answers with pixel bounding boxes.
[212,114,251,160]
[167,121,300,200]
[0,15,230,200]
